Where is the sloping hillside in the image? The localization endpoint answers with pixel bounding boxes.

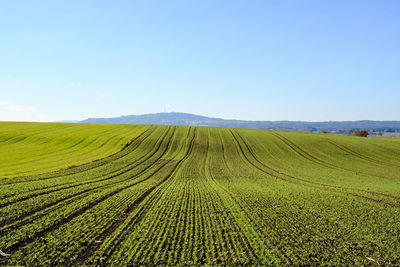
[1,124,399,265]
[0,122,149,177]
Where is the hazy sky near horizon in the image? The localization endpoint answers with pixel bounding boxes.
[1,1,399,122]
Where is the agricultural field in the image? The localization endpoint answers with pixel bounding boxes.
[0,122,149,177]
[1,123,400,265]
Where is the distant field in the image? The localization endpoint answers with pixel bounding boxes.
[1,124,399,265]
[0,122,149,177]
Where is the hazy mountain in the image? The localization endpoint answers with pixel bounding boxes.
[80,112,400,133]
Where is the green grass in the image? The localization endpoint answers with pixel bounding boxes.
[0,123,399,265]
[0,122,149,177]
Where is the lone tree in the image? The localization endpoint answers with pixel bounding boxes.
[354,129,369,137]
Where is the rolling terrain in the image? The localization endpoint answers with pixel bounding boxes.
[0,122,149,177]
[1,123,400,265]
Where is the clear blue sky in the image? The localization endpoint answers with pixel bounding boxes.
[1,0,399,122]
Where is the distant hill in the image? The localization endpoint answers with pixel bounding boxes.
[81,112,400,133]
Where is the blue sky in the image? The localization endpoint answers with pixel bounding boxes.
[1,0,399,122]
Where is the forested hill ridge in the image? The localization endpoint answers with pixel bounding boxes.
[80,112,400,134]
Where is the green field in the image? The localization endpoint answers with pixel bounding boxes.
[1,123,400,265]
[0,122,149,177]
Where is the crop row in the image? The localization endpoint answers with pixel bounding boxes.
[1,125,399,265]
[0,122,149,177]
[1,126,184,264]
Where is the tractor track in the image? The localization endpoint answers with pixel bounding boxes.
[271,132,379,177]
[75,127,197,265]
[0,127,177,231]
[0,126,153,185]
[204,131,262,263]
[230,130,400,208]
[0,127,171,208]
[1,126,399,265]
[0,157,173,263]
[323,138,400,169]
